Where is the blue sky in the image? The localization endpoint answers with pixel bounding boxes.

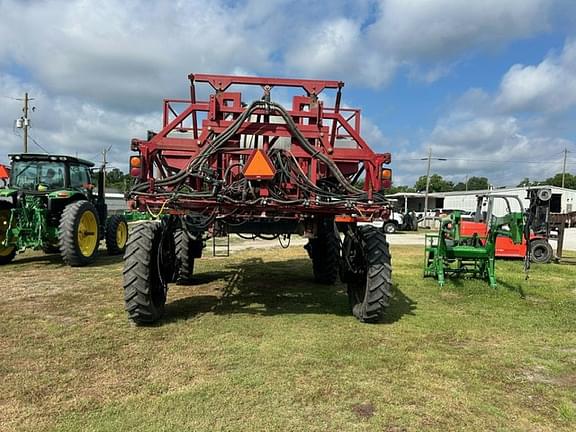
[0,0,575,187]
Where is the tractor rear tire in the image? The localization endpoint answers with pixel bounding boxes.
[174,229,203,284]
[59,200,100,267]
[530,239,553,264]
[123,222,166,325]
[347,225,392,323]
[307,218,340,285]
[106,214,128,255]
[0,201,16,265]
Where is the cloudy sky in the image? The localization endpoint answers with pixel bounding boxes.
[1,0,575,187]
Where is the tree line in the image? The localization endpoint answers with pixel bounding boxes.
[100,167,576,194]
[390,172,576,194]
[100,168,133,192]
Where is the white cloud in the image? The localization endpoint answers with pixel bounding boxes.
[387,37,576,187]
[0,0,572,182]
[0,0,274,110]
[369,0,550,60]
[0,73,158,167]
[284,0,553,86]
[496,39,576,113]
[403,102,572,187]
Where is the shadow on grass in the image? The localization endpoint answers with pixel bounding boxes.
[431,272,526,299]
[164,257,416,324]
[12,249,123,267]
[497,279,526,298]
[383,284,417,324]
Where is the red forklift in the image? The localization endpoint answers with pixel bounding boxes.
[459,188,554,263]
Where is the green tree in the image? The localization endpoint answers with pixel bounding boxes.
[516,177,541,187]
[414,174,454,192]
[453,182,467,191]
[466,176,489,191]
[106,168,125,184]
[103,168,132,192]
[389,185,416,194]
[542,172,576,189]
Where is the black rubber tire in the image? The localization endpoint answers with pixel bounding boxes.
[530,239,553,264]
[58,200,100,267]
[0,201,16,265]
[383,222,397,234]
[174,229,203,284]
[347,225,392,323]
[308,218,340,284]
[123,222,166,325]
[105,214,128,255]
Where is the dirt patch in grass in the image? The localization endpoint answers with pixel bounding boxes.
[352,402,376,419]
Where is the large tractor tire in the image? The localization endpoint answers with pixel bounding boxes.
[530,239,553,264]
[106,214,128,255]
[0,201,16,265]
[123,222,167,325]
[58,200,100,266]
[174,228,203,284]
[306,217,340,284]
[346,225,392,323]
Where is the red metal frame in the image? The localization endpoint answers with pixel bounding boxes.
[130,74,391,222]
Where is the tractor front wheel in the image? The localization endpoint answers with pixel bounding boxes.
[106,214,128,255]
[0,201,16,265]
[59,200,100,266]
[123,222,167,325]
[345,225,392,323]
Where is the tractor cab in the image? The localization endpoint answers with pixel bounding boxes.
[8,153,94,194]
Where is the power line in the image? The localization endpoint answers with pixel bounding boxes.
[28,134,50,154]
[394,157,566,165]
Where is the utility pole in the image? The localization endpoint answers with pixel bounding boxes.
[423,147,432,228]
[561,147,568,188]
[420,148,447,228]
[16,93,34,153]
[101,146,112,192]
[465,174,468,192]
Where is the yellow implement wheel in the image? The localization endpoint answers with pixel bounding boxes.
[59,200,100,266]
[117,221,128,249]
[77,210,98,257]
[105,214,128,255]
[0,202,16,265]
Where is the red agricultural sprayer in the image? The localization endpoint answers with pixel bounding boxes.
[123,74,393,324]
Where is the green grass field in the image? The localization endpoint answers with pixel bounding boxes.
[1,244,575,431]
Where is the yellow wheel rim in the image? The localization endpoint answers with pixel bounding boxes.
[0,246,14,257]
[116,221,128,249]
[0,209,14,257]
[77,210,98,257]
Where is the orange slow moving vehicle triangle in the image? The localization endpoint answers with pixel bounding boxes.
[243,149,276,180]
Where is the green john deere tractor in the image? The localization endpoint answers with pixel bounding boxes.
[0,153,128,266]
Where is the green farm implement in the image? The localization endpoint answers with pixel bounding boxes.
[424,195,527,288]
[0,153,128,266]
